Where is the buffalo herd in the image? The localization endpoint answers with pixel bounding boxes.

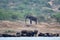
[0,30,59,37]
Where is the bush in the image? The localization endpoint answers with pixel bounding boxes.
[11,15,18,20]
[38,16,46,22]
[52,13,60,23]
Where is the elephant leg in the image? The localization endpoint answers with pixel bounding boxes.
[36,22,37,24]
[35,20,37,24]
[30,20,32,24]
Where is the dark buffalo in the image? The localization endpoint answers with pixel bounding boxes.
[26,31,34,37]
[20,30,38,37]
[38,33,45,37]
[21,30,27,37]
[16,32,21,37]
[2,34,16,37]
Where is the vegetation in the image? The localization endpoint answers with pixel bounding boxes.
[0,0,60,22]
[52,12,60,23]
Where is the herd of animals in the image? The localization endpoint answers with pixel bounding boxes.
[0,30,59,37]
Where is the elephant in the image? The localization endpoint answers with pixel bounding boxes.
[25,15,38,24]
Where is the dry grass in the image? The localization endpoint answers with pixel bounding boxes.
[0,20,60,34]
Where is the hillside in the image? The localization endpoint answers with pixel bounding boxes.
[0,0,60,21]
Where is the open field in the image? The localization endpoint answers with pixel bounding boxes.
[0,20,60,37]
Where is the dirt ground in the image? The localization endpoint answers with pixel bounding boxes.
[0,20,60,35]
